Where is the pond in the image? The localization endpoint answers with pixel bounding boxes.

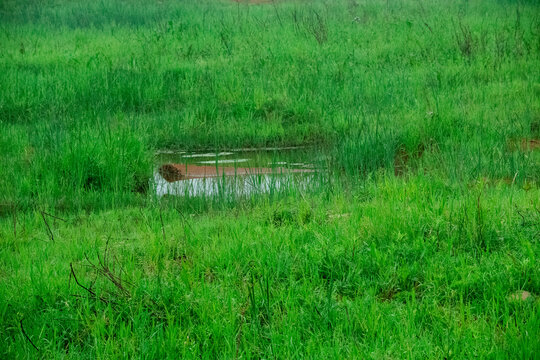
[153,147,326,197]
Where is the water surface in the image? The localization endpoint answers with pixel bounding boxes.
[154,148,325,197]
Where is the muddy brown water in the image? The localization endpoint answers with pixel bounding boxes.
[159,163,313,182]
[154,148,325,197]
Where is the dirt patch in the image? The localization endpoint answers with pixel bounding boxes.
[523,139,540,150]
[394,143,426,176]
[394,147,409,177]
[508,290,533,303]
[508,138,540,152]
[159,163,313,183]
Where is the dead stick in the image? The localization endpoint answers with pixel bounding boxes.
[69,262,108,304]
[159,207,166,243]
[20,318,39,351]
[40,210,66,222]
[12,205,17,240]
[39,210,54,242]
[174,207,195,235]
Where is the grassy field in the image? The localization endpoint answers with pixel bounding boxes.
[1,0,539,358]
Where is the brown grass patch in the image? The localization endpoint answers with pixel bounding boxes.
[394,143,426,176]
[508,138,540,152]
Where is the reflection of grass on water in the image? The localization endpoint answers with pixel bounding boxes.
[0,0,539,358]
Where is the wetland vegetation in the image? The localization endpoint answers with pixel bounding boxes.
[0,0,539,358]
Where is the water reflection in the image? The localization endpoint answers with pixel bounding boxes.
[154,172,313,197]
[153,148,323,197]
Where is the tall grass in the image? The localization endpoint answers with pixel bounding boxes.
[1,177,538,358]
[0,0,539,357]
[1,0,538,205]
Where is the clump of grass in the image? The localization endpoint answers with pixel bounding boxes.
[0,121,152,213]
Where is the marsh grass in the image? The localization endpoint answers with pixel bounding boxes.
[1,178,538,358]
[0,0,539,358]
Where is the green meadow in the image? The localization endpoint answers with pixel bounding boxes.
[0,0,539,358]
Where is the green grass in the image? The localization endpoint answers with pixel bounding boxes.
[1,177,539,358]
[0,0,539,358]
